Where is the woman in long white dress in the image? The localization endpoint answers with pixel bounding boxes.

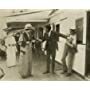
[5,31,17,68]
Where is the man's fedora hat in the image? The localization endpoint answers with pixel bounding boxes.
[70,28,76,32]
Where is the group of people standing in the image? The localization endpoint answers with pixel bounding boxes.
[0,23,77,79]
[3,24,34,78]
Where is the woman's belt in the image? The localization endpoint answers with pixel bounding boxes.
[26,41,30,45]
[20,47,26,54]
[8,44,16,47]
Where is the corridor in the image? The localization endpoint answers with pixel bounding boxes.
[0,52,83,81]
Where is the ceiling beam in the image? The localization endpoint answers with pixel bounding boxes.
[6,10,52,17]
[49,9,58,16]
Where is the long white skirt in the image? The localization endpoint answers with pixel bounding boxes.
[6,46,16,67]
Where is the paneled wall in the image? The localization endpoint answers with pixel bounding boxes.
[49,10,87,76]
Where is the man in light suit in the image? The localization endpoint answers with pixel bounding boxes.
[61,28,77,76]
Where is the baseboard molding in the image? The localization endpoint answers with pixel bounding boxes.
[55,60,86,80]
[43,53,86,80]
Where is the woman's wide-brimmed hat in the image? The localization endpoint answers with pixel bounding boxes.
[3,27,15,36]
[3,27,13,32]
[24,23,34,30]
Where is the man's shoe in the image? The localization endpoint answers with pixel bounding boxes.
[52,71,56,74]
[21,76,27,79]
[43,71,50,74]
[61,71,67,74]
[29,74,33,77]
[65,73,72,77]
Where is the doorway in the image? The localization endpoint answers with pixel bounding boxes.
[56,24,60,41]
[86,11,90,75]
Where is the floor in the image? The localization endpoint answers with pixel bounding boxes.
[0,53,84,81]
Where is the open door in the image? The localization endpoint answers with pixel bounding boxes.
[86,11,90,76]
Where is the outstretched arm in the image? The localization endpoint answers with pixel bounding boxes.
[66,41,73,48]
[36,33,47,42]
[58,33,68,39]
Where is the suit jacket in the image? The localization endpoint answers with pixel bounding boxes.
[43,31,67,51]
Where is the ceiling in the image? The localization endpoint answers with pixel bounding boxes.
[0,9,57,30]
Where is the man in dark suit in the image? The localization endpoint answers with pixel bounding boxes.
[43,24,67,74]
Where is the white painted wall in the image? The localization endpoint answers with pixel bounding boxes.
[49,10,87,76]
